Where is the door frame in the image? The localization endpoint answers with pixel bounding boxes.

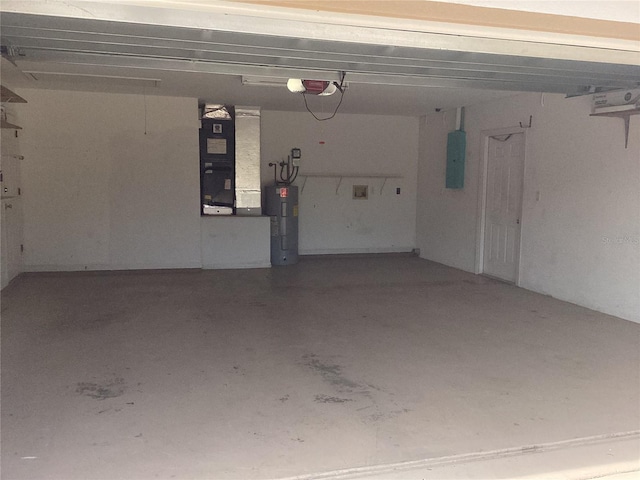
[474,126,527,285]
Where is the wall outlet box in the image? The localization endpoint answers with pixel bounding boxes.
[353,185,368,199]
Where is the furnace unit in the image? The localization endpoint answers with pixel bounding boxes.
[199,105,235,215]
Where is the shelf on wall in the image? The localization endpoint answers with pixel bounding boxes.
[590,104,640,148]
[0,85,27,104]
[0,119,22,130]
[298,173,402,194]
[1,86,26,130]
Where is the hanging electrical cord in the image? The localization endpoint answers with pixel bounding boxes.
[279,162,288,183]
[289,165,299,184]
[269,153,299,186]
[302,72,347,122]
[278,158,299,185]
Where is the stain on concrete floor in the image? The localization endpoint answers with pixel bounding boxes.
[314,394,353,404]
[75,377,125,400]
[302,354,360,391]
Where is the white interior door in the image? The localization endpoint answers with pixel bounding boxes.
[483,133,524,283]
[1,198,23,289]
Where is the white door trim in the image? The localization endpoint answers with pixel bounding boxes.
[474,126,527,285]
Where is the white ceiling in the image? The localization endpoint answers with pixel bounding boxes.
[444,0,640,23]
[1,0,638,116]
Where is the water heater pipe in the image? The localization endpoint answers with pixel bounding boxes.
[455,107,466,131]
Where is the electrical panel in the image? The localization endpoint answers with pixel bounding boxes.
[446,130,466,189]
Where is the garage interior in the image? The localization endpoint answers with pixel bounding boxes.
[1,1,639,479]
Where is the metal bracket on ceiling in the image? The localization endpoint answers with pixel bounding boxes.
[0,45,24,65]
[565,86,632,98]
[332,71,347,93]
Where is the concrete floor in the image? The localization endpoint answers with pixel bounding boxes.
[1,254,639,479]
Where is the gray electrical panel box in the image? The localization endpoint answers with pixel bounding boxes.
[265,185,299,265]
[446,130,466,189]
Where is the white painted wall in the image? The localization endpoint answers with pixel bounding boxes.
[18,89,203,271]
[201,216,270,269]
[261,111,418,255]
[16,89,418,271]
[417,92,640,323]
[416,111,477,271]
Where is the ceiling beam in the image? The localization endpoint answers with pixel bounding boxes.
[14,51,632,94]
[1,1,638,65]
[1,1,638,98]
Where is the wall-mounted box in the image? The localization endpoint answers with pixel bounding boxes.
[353,185,368,199]
[446,130,466,189]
